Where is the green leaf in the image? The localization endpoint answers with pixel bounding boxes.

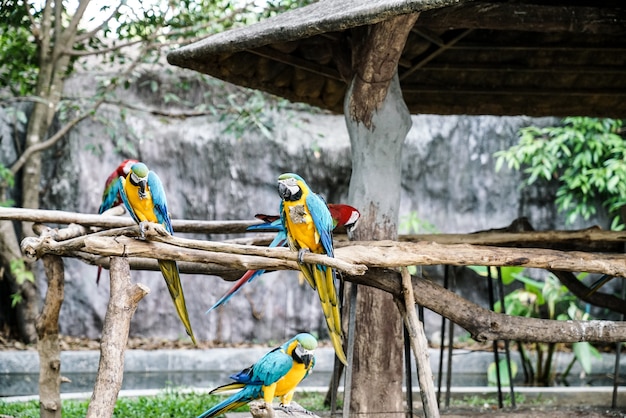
[572,342,601,374]
[487,359,518,386]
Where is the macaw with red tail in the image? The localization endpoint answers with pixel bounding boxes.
[277,173,346,365]
[96,159,138,284]
[120,162,197,345]
[205,204,360,314]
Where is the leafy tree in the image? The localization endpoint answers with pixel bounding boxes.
[495,117,626,229]
[0,0,308,342]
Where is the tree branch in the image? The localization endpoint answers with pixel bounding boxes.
[352,269,626,343]
[86,257,149,418]
[36,254,64,418]
[74,2,126,43]
[395,267,439,418]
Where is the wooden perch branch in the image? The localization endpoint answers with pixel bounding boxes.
[86,257,149,418]
[353,269,626,343]
[336,241,626,277]
[20,224,368,276]
[0,207,261,233]
[395,267,439,418]
[37,254,64,418]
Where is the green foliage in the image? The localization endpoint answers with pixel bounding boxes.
[9,258,35,307]
[495,117,626,228]
[487,358,518,386]
[399,211,438,234]
[494,269,601,384]
[467,266,524,286]
[0,2,38,96]
[0,390,328,417]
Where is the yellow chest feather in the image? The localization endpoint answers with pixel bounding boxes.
[272,362,310,396]
[282,202,323,252]
[124,182,157,223]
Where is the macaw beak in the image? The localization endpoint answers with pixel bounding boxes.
[300,353,313,368]
[294,346,315,368]
[137,179,147,200]
[278,181,301,201]
[278,181,291,199]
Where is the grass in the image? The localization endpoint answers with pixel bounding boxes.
[0,390,330,418]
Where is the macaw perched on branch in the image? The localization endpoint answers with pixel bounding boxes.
[197,333,317,418]
[96,159,138,284]
[205,204,360,314]
[119,162,197,345]
[277,173,346,365]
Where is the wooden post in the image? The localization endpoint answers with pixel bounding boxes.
[396,267,440,417]
[37,255,65,418]
[86,257,149,418]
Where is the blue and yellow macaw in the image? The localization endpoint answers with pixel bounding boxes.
[119,162,197,345]
[197,333,317,418]
[277,173,346,365]
[96,159,138,285]
[205,204,360,313]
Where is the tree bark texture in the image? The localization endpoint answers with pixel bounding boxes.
[36,255,64,418]
[86,257,149,418]
[344,13,419,417]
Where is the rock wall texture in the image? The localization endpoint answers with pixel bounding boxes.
[1,70,603,344]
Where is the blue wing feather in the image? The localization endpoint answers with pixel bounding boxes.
[254,347,293,385]
[147,171,173,234]
[119,177,140,224]
[98,177,121,214]
[305,192,334,257]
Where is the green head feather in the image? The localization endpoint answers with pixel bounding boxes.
[295,333,318,350]
[278,172,304,182]
[131,162,149,178]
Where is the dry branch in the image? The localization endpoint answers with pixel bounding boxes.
[36,255,64,418]
[396,267,439,418]
[401,228,626,252]
[336,241,626,277]
[0,207,261,233]
[353,269,626,343]
[86,257,149,418]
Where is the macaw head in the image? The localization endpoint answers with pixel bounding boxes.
[277,173,306,202]
[129,162,149,200]
[328,204,361,232]
[288,333,317,368]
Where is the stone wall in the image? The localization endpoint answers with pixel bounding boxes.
[1,70,605,344]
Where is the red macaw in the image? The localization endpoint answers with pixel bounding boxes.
[120,162,197,345]
[98,159,138,214]
[205,204,360,314]
[278,173,346,365]
[197,333,317,418]
[96,159,138,284]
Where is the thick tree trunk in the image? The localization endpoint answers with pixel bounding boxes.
[343,13,418,416]
[344,70,415,418]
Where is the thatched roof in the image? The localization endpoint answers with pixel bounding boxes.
[167,0,626,117]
